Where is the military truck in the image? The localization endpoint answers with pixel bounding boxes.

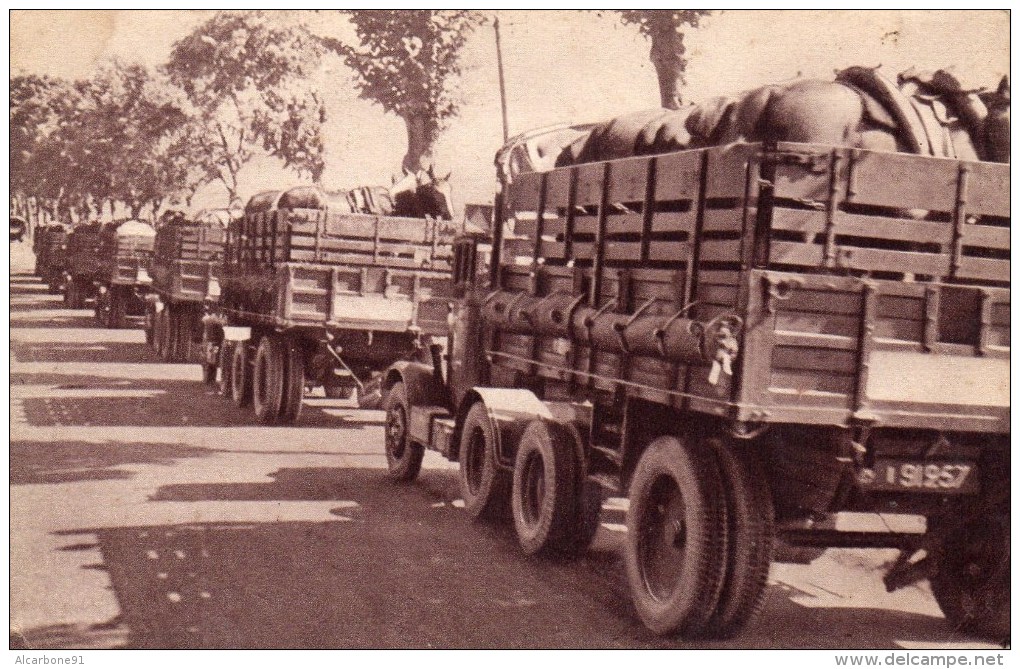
[147,209,231,369]
[32,223,70,294]
[379,138,1009,639]
[202,186,457,425]
[92,220,156,329]
[63,222,104,309]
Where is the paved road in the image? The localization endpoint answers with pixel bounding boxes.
[8,244,998,650]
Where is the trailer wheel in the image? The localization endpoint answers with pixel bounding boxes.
[624,435,728,637]
[458,402,510,520]
[108,287,126,329]
[144,305,155,346]
[511,420,578,555]
[64,279,79,309]
[230,341,252,407]
[562,480,603,557]
[382,382,424,482]
[704,439,775,639]
[252,335,284,424]
[217,341,234,396]
[94,290,108,327]
[930,513,1010,641]
[174,307,193,363]
[278,337,305,424]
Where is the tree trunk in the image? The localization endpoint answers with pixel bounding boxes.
[649,23,687,110]
[402,114,436,174]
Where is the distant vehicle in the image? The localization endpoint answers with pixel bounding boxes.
[10,216,27,242]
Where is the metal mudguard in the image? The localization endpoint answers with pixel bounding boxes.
[454,388,554,467]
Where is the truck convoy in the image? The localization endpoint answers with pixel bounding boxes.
[378,137,1009,639]
[92,220,156,329]
[201,186,457,424]
[32,222,70,295]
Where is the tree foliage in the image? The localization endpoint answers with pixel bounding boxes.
[610,10,712,109]
[327,10,485,171]
[165,10,329,204]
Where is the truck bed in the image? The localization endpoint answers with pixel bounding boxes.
[492,142,1009,432]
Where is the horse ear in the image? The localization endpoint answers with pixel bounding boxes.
[442,171,452,182]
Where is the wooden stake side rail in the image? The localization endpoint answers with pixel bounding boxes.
[230,208,456,273]
[492,142,1010,431]
[151,259,221,303]
[221,261,453,337]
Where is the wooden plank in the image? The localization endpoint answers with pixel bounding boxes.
[574,216,599,235]
[697,284,738,306]
[697,269,742,286]
[702,207,744,232]
[845,149,960,213]
[540,241,567,259]
[769,369,855,395]
[510,172,544,211]
[699,239,742,263]
[775,312,859,338]
[837,246,950,276]
[647,240,690,263]
[961,223,1010,251]
[877,294,923,320]
[704,144,754,199]
[772,208,955,245]
[965,161,1010,218]
[605,213,645,234]
[655,150,704,200]
[651,210,696,233]
[607,155,650,203]
[575,163,604,206]
[604,241,643,262]
[874,317,924,343]
[956,256,1010,283]
[769,241,824,266]
[544,169,571,207]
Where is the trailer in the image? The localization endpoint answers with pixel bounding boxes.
[380,140,1009,640]
[63,222,104,308]
[147,209,231,369]
[92,220,156,329]
[203,186,457,424]
[33,223,69,294]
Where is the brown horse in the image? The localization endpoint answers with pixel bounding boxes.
[556,67,1010,166]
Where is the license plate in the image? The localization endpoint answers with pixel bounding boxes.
[857,460,979,494]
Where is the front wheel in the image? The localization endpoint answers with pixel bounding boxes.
[624,435,728,637]
[278,337,305,424]
[217,341,235,397]
[230,341,252,408]
[930,513,1010,641]
[382,382,424,482]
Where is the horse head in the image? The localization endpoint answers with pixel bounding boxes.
[415,166,454,221]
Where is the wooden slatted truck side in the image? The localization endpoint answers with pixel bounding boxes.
[92,220,157,329]
[63,222,104,310]
[147,209,232,371]
[201,186,457,425]
[379,140,1009,640]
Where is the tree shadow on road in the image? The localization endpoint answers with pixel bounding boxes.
[10,441,210,485]
[13,371,374,430]
[11,340,155,363]
[37,465,978,650]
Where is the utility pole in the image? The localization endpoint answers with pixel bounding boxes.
[494,15,509,142]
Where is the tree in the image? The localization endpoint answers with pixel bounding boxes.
[325,10,485,172]
[610,10,712,109]
[164,10,329,205]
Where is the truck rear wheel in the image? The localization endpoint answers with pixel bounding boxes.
[704,438,775,639]
[108,288,126,329]
[382,382,424,482]
[144,305,155,346]
[252,335,284,424]
[930,513,1010,641]
[278,337,305,424]
[458,402,510,520]
[174,307,193,363]
[230,342,252,407]
[511,420,578,555]
[624,435,728,637]
[217,341,234,396]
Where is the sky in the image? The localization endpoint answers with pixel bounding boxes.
[9,9,1010,215]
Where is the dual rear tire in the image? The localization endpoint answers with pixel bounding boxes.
[239,333,305,425]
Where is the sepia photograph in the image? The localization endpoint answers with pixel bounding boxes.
[7,8,1010,659]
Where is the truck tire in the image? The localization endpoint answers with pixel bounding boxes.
[217,342,234,393]
[562,480,603,557]
[174,307,192,362]
[144,305,155,346]
[382,382,425,482]
[230,342,252,407]
[624,435,728,637]
[108,288,126,329]
[278,337,305,424]
[162,308,177,362]
[511,420,578,555]
[458,402,510,520]
[930,513,1010,641]
[252,335,284,424]
[94,290,107,327]
[704,438,775,639]
[63,279,77,309]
